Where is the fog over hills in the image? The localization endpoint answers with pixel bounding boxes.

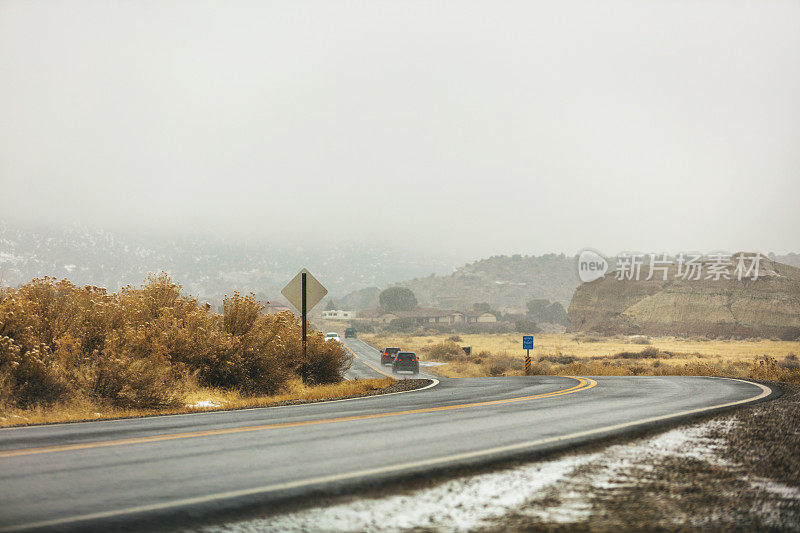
[0,222,459,306]
[4,222,799,313]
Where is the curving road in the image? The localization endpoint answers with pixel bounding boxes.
[342,337,439,380]
[0,339,775,532]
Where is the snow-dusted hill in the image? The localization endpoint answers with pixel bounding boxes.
[0,222,457,306]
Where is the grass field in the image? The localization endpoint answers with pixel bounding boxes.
[362,332,800,382]
[0,377,394,428]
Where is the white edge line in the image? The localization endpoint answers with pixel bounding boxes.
[0,338,434,432]
[0,339,435,431]
[0,377,772,532]
[0,380,440,433]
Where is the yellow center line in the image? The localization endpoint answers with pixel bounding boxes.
[343,342,395,378]
[0,377,596,459]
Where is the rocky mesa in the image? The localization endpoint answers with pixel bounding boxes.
[567,255,800,340]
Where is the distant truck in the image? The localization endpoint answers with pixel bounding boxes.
[344,327,357,338]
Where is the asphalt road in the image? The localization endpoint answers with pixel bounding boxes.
[0,339,775,532]
[342,337,439,380]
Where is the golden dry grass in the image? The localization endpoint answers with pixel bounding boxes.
[0,377,393,428]
[363,333,800,382]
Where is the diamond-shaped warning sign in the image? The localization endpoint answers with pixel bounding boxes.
[281,269,327,312]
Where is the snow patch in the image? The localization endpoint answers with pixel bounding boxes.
[187,400,221,409]
[749,478,800,500]
[200,455,596,532]
[516,419,735,525]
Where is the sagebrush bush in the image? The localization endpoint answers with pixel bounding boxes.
[780,353,799,371]
[489,363,506,376]
[615,346,661,359]
[426,340,465,361]
[0,275,351,409]
[749,356,800,383]
[537,354,578,365]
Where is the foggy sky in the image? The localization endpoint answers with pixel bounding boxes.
[1,0,798,259]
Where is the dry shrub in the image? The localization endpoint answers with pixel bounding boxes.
[560,360,634,376]
[426,340,465,361]
[615,346,661,359]
[0,275,352,410]
[574,335,602,343]
[538,354,578,365]
[781,353,800,371]
[489,363,506,376]
[748,356,800,383]
[526,362,551,375]
[305,331,352,385]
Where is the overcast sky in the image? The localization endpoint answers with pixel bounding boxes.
[1,0,798,259]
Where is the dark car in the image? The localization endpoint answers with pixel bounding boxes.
[392,351,419,374]
[381,347,401,366]
[344,327,357,338]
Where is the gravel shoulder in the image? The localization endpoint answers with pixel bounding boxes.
[484,381,800,532]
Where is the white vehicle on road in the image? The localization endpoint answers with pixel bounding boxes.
[325,332,341,342]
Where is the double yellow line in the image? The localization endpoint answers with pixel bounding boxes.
[0,377,595,460]
[343,342,395,378]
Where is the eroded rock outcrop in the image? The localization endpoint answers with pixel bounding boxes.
[567,256,800,340]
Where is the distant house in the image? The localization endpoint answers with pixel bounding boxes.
[465,311,497,323]
[359,307,466,326]
[320,309,355,320]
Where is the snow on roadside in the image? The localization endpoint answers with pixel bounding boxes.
[750,478,800,500]
[187,400,221,409]
[201,420,736,533]
[201,454,598,533]
[517,419,735,526]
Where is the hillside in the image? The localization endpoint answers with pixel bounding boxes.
[341,252,800,313]
[395,254,579,310]
[568,255,800,340]
[0,222,457,306]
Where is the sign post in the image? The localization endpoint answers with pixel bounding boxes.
[301,272,307,381]
[522,335,534,375]
[281,269,328,383]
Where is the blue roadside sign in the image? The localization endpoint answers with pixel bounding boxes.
[522,335,534,350]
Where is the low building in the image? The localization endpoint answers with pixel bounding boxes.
[358,307,466,325]
[320,309,355,320]
[466,311,498,323]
